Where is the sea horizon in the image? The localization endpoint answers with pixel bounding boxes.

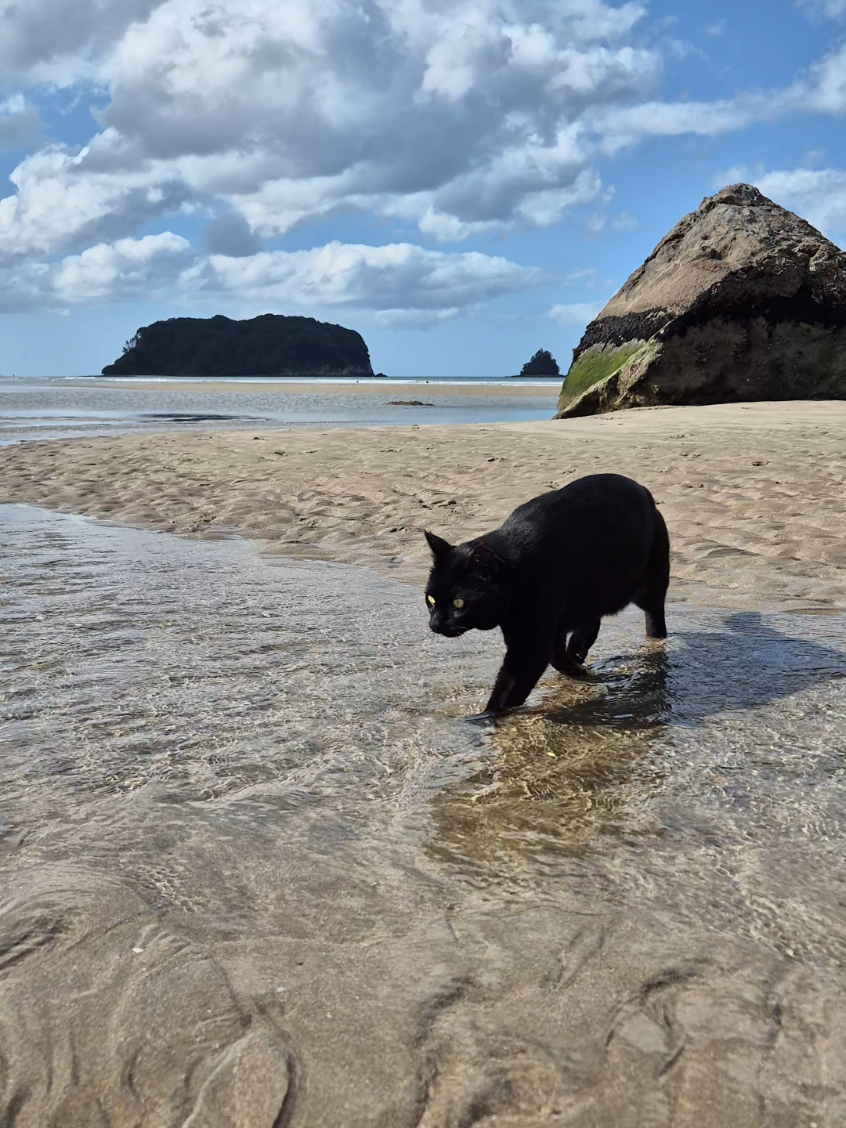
[2,373,563,386]
[0,372,561,445]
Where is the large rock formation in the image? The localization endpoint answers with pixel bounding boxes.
[102,313,374,377]
[556,184,846,417]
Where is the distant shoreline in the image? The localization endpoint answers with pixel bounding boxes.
[13,376,561,398]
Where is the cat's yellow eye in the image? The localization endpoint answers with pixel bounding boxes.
[426,594,436,606]
[453,598,465,609]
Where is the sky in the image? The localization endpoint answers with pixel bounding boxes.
[2,0,846,378]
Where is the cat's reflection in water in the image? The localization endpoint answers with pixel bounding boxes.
[426,647,671,881]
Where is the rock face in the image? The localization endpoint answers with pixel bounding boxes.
[102,313,373,377]
[556,184,846,417]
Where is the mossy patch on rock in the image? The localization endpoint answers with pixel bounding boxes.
[557,341,647,406]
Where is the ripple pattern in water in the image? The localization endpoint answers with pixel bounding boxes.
[0,380,557,443]
[3,503,846,1126]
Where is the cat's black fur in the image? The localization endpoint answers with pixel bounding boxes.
[424,473,669,714]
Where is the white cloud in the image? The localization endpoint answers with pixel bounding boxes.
[549,301,601,325]
[0,231,192,311]
[562,267,600,286]
[587,39,846,155]
[583,209,638,234]
[5,0,846,315]
[0,0,166,85]
[0,0,663,274]
[752,167,846,243]
[202,211,263,257]
[53,231,195,302]
[796,0,846,19]
[592,97,767,153]
[189,240,546,313]
[0,233,545,315]
[801,42,846,113]
[0,136,192,258]
[0,94,39,150]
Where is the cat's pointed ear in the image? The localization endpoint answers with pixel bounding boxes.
[470,541,509,578]
[424,530,453,560]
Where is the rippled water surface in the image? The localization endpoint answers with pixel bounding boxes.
[3,504,846,1126]
[0,377,558,443]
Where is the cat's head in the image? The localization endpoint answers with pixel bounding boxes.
[423,531,511,636]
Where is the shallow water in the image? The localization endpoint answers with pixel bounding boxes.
[2,504,846,1125]
[0,377,558,443]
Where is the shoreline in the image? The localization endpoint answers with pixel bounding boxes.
[2,400,845,613]
[50,377,561,398]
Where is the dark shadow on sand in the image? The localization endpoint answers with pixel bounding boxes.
[539,609,846,730]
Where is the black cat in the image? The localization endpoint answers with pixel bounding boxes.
[424,473,669,714]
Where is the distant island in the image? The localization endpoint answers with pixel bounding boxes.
[516,349,560,377]
[101,314,376,377]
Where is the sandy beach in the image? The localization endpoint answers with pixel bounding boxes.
[4,399,846,1127]
[89,377,560,397]
[3,399,846,611]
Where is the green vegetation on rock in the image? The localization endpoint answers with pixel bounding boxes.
[558,341,645,404]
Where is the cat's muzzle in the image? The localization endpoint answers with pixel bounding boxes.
[429,618,468,637]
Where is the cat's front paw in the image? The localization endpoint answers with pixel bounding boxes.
[552,656,591,680]
[463,710,499,726]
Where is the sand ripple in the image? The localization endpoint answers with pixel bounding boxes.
[1,401,845,612]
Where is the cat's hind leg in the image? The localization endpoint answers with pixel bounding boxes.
[635,509,670,639]
[566,619,601,665]
[550,621,598,676]
[642,603,667,640]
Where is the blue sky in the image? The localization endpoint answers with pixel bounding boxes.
[1,0,846,377]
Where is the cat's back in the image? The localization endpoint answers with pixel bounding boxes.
[507,473,654,528]
[496,473,658,566]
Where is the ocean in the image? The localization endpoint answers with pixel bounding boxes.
[0,375,561,444]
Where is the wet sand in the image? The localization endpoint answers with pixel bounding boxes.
[3,401,846,1126]
[0,377,558,444]
[2,400,846,610]
[90,377,559,397]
